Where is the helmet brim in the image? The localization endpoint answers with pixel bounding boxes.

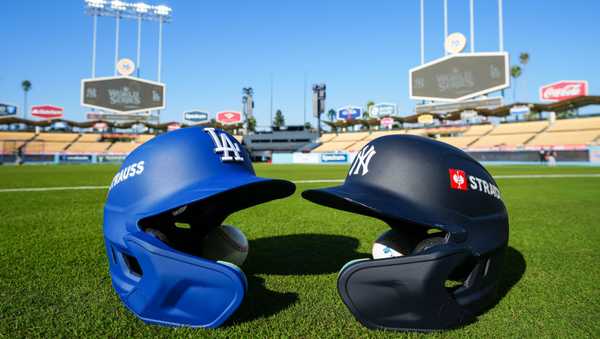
[302,183,466,233]
[138,175,296,222]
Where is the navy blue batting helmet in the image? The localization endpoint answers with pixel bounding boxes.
[302,135,509,331]
[103,127,295,328]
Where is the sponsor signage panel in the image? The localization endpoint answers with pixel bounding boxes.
[370,103,397,117]
[98,155,127,163]
[510,105,530,116]
[320,152,349,163]
[183,110,209,124]
[59,154,93,163]
[292,152,320,164]
[81,76,165,114]
[539,80,588,102]
[31,105,64,119]
[416,97,502,114]
[0,103,18,116]
[417,114,435,124]
[380,117,394,128]
[216,111,242,125]
[409,52,509,102]
[589,146,600,163]
[337,106,362,120]
[167,123,181,131]
[86,112,158,123]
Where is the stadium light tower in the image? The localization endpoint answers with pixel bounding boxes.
[111,1,127,75]
[154,5,172,82]
[85,0,107,77]
[84,0,172,80]
[134,2,151,77]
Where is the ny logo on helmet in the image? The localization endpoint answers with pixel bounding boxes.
[349,145,376,176]
[204,128,244,162]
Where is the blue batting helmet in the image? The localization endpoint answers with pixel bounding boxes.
[103,126,295,328]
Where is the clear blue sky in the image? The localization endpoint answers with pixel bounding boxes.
[1,0,599,127]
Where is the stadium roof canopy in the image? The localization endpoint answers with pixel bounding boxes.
[400,95,600,123]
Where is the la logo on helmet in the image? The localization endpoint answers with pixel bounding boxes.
[204,128,244,162]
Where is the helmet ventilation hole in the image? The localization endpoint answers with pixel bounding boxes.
[122,253,143,277]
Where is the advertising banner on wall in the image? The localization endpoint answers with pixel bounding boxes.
[0,103,18,116]
[216,111,242,125]
[370,103,397,117]
[31,105,64,119]
[539,80,588,102]
[320,153,349,163]
[183,110,209,125]
[337,106,362,120]
[380,117,394,128]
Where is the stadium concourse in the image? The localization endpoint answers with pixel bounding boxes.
[1,115,600,164]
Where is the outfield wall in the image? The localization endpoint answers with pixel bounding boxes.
[273,148,600,165]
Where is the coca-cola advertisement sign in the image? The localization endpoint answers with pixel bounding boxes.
[539,80,588,102]
[31,105,64,119]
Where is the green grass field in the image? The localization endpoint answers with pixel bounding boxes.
[1,164,599,338]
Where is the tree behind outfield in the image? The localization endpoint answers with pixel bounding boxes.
[273,109,285,128]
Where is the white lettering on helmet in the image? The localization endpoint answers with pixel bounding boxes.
[109,160,145,191]
[449,168,502,200]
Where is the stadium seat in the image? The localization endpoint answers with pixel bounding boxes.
[0,140,26,154]
[137,134,155,143]
[469,133,535,148]
[489,121,548,135]
[24,141,70,154]
[330,132,369,142]
[365,130,406,140]
[437,136,478,148]
[546,117,600,132]
[528,130,600,146]
[346,140,371,152]
[312,141,354,152]
[109,142,141,154]
[462,124,494,136]
[0,132,35,141]
[34,132,79,142]
[66,142,111,153]
[77,133,102,142]
[318,133,337,143]
[405,128,426,136]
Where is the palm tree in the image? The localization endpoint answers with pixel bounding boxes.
[327,108,336,121]
[246,116,256,132]
[519,52,530,101]
[519,53,529,65]
[21,80,32,119]
[510,65,522,102]
[365,100,375,116]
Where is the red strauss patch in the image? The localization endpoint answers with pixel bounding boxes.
[449,168,467,191]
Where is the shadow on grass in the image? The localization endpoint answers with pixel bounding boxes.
[496,246,526,303]
[245,233,370,275]
[226,233,368,325]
